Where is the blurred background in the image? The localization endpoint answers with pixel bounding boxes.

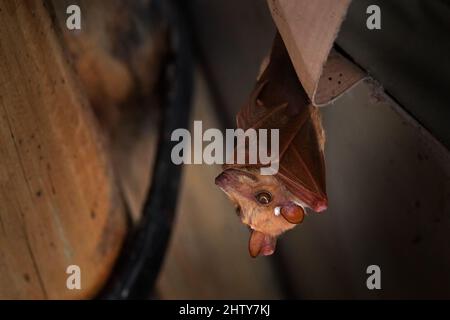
[0,0,449,299]
[156,0,450,299]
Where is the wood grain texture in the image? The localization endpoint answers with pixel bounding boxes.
[50,0,165,222]
[0,0,126,299]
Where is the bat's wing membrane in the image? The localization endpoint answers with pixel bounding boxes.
[232,33,328,212]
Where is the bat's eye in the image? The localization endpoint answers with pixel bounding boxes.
[256,191,272,205]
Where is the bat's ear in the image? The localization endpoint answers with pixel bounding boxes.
[248,230,277,258]
[280,203,305,224]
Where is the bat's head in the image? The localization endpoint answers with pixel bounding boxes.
[215,168,305,257]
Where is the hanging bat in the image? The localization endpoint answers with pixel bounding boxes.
[215,33,327,257]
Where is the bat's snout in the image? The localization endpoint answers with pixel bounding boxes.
[214,171,229,189]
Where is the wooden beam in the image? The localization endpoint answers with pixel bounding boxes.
[0,0,126,299]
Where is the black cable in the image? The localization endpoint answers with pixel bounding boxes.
[99,0,194,299]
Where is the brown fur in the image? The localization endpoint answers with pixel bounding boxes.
[215,33,327,257]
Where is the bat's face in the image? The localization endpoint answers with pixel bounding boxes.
[215,168,306,257]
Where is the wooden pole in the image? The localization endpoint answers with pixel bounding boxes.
[0,0,126,299]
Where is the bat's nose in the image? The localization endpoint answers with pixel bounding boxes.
[214,172,228,187]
